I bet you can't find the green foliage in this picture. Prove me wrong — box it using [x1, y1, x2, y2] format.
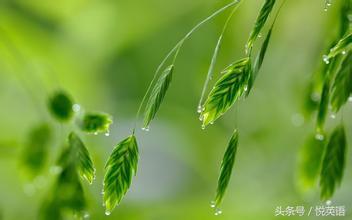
[103, 135, 139, 214]
[339, 0, 352, 36]
[214, 130, 238, 208]
[246, 0, 276, 54]
[320, 125, 347, 201]
[48, 91, 74, 122]
[21, 123, 52, 178]
[298, 134, 326, 189]
[78, 112, 113, 135]
[41, 165, 86, 220]
[323, 32, 352, 62]
[58, 132, 95, 184]
[201, 58, 251, 127]
[330, 52, 352, 112]
[144, 65, 173, 129]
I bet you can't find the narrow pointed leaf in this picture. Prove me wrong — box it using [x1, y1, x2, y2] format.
[246, 0, 276, 54]
[298, 134, 326, 189]
[21, 123, 52, 178]
[214, 130, 239, 208]
[330, 52, 352, 112]
[144, 65, 173, 128]
[325, 32, 352, 61]
[201, 58, 251, 127]
[339, 0, 352, 37]
[320, 125, 347, 201]
[48, 91, 74, 121]
[103, 135, 139, 214]
[68, 132, 95, 184]
[78, 112, 113, 134]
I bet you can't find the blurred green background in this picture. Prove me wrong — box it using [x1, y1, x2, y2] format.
[0, 0, 351, 219]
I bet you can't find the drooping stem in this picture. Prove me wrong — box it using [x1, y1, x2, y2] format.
[132, 0, 241, 133]
[198, 4, 241, 112]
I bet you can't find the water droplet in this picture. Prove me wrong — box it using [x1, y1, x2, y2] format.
[310, 92, 321, 102]
[94, 132, 98, 135]
[142, 126, 150, 132]
[342, 50, 346, 55]
[72, 104, 81, 112]
[315, 133, 324, 141]
[244, 85, 248, 92]
[197, 105, 203, 113]
[326, 200, 332, 206]
[210, 121, 214, 125]
[201, 125, 206, 130]
[105, 211, 111, 216]
[214, 208, 222, 216]
[210, 201, 216, 208]
[258, 33, 262, 38]
[83, 212, 90, 219]
[330, 114, 336, 119]
[323, 55, 330, 64]
[348, 96, 352, 102]
[199, 115, 204, 121]
[105, 132, 110, 136]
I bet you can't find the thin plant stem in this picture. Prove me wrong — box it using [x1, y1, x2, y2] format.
[132, 0, 241, 133]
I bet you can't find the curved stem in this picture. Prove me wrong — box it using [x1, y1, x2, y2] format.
[198, 4, 241, 111]
[132, 0, 241, 133]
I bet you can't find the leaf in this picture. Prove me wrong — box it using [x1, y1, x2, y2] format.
[103, 135, 139, 214]
[201, 58, 251, 127]
[78, 112, 113, 134]
[214, 130, 239, 208]
[339, 0, 352, 37]
[320, 125, 347, 201]
[324, 32, 352, 62]
[316, 57, 339, 133]
[143, 65, 173, 128]
[48, 91, 74, 121]
[21, 123, 52, 178]
[246, 25, 273, 95]
[58, 132, 95, 184]
[68, 132, 95, 184]
[298, 134, 326, 189]
[246, 0, 276, 54]
[330, 52, 352, 113]
[41, 165, 86, 220]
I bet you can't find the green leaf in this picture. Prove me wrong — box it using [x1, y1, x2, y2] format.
[246, 25, 273, 95]
[320, 125, 347, 201]
[58, 132, 95, 184]
[339, 0, 352, 37]
[298, 134, 326, 189]
[41, 165, 86, 220]
[324, 32, 352, 62]
[330, 52, 352, 113]
[103, 135, 139, 214]
[246, 0, 276, 54]
[48, 91, 74, 121]
[214, 130, 239, 208]
[201, 58, 251, 127]
[21, 123, 52, 178]
[68, 132, 95, 184]
[144, 65, 173, 129]
[78, 112, 113, 135]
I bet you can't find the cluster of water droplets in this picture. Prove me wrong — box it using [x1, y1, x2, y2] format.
[324, 0, 332, 11]
[141, 126, 150, 132]
[210, 201, 223, 216]
[315, 133, 325, 141]
[323, 50, 346, 64]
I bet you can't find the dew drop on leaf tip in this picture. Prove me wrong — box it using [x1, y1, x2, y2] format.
[322, 55, 329, 64]
[214, 208, 222, 216]
[105, 211, 111, 216]
[210, 201, 216, 208]
[142, 126, 150, 132]
[315, 133, 324, 141]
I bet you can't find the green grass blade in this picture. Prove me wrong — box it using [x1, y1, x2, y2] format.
[143, 65, 173, 129]
[320, 125, 347, 201]
[103, 135, 139, 215]
[48, 91, 74, 122]
[214, 130, 239, 208]
[68, 132, 96, 184]
[298, 134, 326, 189]
[330, 52, 352, 113]
[201, 58, 251, 127]
[246, 0, 276, 54]
[324, 32, 352, 62]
